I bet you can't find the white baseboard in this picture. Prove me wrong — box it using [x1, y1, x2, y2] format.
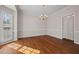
[74, 41, 79, 45]
[0, 39, 17, 45]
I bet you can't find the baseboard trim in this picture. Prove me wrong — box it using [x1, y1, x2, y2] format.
[47, 35, 62, 40]
[63, 38, 74, 42]
[18, 35, 48, 39]
[18, 35, 62, 40]
[74, 41, 79, 45]
[0, 39, 17, 45]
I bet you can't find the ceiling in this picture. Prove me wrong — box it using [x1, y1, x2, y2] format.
[16, 5, 67, 16]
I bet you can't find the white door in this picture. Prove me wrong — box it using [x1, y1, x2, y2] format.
[3, 13, 13, 42]
[62, 15, 74, 41]
[0, 6, 14, 44]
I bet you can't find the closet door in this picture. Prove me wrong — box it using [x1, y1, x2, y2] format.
[62, 14, 74, 41]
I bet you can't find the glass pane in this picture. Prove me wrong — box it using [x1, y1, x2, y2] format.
[0, 11, 12, 25]
[4, 13, 10, 24]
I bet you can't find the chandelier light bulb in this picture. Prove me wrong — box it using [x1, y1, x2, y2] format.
[40, 5, 48, 20]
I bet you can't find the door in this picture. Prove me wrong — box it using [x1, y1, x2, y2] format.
[0, 6, 14, 44]
[3, 12, 13, 42]
[62, 14, 74, 41]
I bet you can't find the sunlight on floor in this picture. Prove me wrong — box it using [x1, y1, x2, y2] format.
[18, 46, 40, 54]
[6, 43, 22, 50]
[5, 42, 40, 54]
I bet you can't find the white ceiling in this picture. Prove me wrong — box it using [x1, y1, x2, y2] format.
[17, 5, 67, 16]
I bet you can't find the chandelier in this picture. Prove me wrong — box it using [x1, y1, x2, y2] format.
[40, 5, 48, 20]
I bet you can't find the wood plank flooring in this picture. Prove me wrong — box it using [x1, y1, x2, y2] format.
[0, 35, 79, 54]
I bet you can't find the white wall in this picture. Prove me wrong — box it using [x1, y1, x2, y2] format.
[47, 12, 62, 39]
[17, 9, 46, 38]
[17, 5, 67, 38]
[47, 5, 79, 44]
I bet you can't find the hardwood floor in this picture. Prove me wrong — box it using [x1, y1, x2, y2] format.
[0, 35, 79, 54]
